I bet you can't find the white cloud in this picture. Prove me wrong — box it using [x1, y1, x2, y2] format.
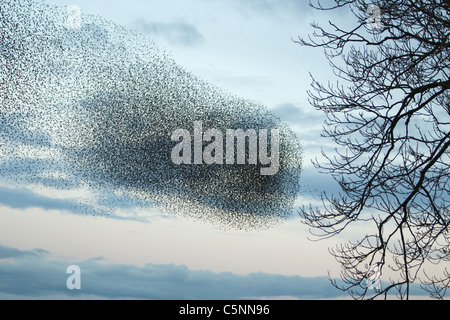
[133, 19, 205, 46]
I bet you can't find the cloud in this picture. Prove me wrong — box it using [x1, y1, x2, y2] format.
[0, 183, 147, 221]
[133, 19, 204, 46]
[241, 0, 311, 14]
[0, 244, 344, 299]
[271, 103, 324, 125]
[0, 245, 47, 259]
[204, 0, 311, 17]
[0, 243, 439, 300]
[0, 186, 73, 211]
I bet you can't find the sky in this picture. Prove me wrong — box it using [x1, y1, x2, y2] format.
[0, 0, 443, 300]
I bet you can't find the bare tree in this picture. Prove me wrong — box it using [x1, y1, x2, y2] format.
[296, 0, 450, 299]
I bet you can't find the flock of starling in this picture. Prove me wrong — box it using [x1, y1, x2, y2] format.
[0, 0, 303, 230]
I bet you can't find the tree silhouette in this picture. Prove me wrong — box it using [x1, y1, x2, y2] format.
[296, 0, 449, 299]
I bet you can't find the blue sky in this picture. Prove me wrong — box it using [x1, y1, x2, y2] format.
[0, 0, 443, 300]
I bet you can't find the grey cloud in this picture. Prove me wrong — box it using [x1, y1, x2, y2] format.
[271, 103, 326, 127]
[0, 244, 435, 300]
[0, 186, 76, 211]
[205, 0, 312, 17]
[295, 166, 342, 212]
[0, 245, 46, 259]
[242, 0, 311, 13]
[0, 244, 344, 299]
[133, 19, 205, 46]
[0, 185, 152, 222]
